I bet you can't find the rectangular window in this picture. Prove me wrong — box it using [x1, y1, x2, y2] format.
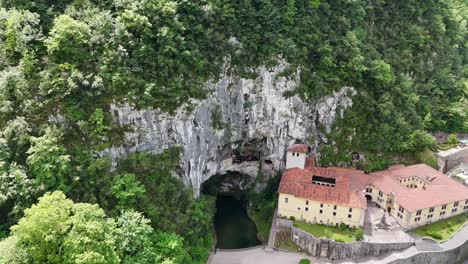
[333, 212, 336, 216]
[285, 197, 288, 203]
[452, 208, 458, 213]
[442, 204, 447, 210]
[398, 213, 402, 219]
[428, 214, 433, 219]
[464, 206, 468, 211]
[440, 211, 446, 216]
[298, 207, 301, 211]
[379, 191, 383, 197]
[334, 205, 337, 210]
[415, 217, 420, 222]
[320, 203, 323, 208]
[429, 207, 434, 213]
[454, 202, 459, 207]
[416, 210, 422, 216]
[348, 214, 352, 219]
[349, 208, 353, 213]
[399, 206, 404, 213]
[465, 200, 468, 205]
[305, 207, 308, 211]
[320, 210, 323, 214]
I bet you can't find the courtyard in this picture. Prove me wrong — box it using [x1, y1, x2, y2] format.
[362, 202, 414, 243]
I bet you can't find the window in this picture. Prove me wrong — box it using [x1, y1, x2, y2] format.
[398, 213, 402, 219]
[442, 204, 447, 210]
[429, 207, 434, 213]
[452, 208, 458, 213]
[416, 210, 422, 216]
[306, 200, 309, 205]
[379, 191, 383, 197]
[298, 207, 301, 211]
[465, 200, 468, 205]
[320, 203, 323, 208]
[415, 217, 421, 222]
[333, 212, 336, 216]
[334, 205, 337, 210]
[349, 208, 353, 213]
[440, 211, 446, 216]
[399, 206, 404, 213]
[348, 214, 352, 219]
[366, 187, 372, 193]
[454, 201, 459, 207]
[464, 206, 468, 211]
[320, 210, 323, 214]
[285, 197, 288, 203]
[428, 214, 433, 219]
[305, 207, 308, 211]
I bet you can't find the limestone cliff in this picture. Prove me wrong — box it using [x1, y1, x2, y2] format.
[103, 61, 356, 195]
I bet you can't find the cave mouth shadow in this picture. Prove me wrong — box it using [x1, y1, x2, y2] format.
[201, 172, 261, 249]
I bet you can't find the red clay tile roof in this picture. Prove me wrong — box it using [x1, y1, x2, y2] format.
[279, 160, 468, 212]
[287, 144, 308, 153]
[278, 166, 368, 208]
[369, 164, 468, 212]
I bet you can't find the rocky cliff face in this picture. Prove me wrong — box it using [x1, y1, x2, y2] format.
[103, 61, 356, 196]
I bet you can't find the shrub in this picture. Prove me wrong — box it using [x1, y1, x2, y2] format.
[447, 134, 458, 145]
[339, 223, 347, 230]
[299, 259, 311, 264]
[289, 216, 296, 221]
[427, 231, 443, 240]
[356, 230, 364, 241]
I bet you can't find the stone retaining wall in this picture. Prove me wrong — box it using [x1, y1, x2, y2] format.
[436, 146, 468, 173]
[278, 219, 413, 260]
[389, 239, 468, 264]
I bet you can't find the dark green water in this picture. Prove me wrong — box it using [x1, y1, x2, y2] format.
[214, 195, 261, 249]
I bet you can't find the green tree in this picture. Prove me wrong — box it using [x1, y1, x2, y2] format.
[402, 130, 436, 153]
[26, 126, 71, 191]
[111, 173, 145, 211]
[44, 15, 91, 64]
[447, 134, 458, 145]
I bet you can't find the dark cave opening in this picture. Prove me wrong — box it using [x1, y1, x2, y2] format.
[201, 172, 260, 249]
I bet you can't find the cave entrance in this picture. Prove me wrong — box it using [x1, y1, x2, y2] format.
[201, 172, 260, 249]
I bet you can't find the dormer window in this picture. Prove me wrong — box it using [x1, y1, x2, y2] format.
[312, 176, 336, 187]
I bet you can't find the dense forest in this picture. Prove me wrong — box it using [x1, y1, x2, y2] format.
[0, 0, 466, 263]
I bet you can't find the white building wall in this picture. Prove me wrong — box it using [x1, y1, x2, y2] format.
[286, 151, 306, 169]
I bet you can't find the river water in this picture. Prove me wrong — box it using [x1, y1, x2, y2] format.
[214, 195, 261, 249]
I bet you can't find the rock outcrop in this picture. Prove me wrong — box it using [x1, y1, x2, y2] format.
[103, 61, 356, 196]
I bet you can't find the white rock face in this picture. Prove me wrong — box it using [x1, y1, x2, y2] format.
[103, 61, 355, 196]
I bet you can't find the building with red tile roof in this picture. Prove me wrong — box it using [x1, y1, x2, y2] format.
[278, 145, 468, 230]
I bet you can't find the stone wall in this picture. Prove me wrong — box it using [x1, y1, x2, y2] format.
[389, 239, 468, 264]
[277, 219, 413, 260]
[436, 146, 468, 173]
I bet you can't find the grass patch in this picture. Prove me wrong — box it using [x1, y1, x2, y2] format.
[293, 221, 363, 243]
[435, 142, 459, 151]
[411, 213, 468, 242]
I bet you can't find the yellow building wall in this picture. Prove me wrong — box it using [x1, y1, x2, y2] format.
[364, 185, 388, 208]
[406, 199, 468, 230]
[277, 193, 365, 228]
